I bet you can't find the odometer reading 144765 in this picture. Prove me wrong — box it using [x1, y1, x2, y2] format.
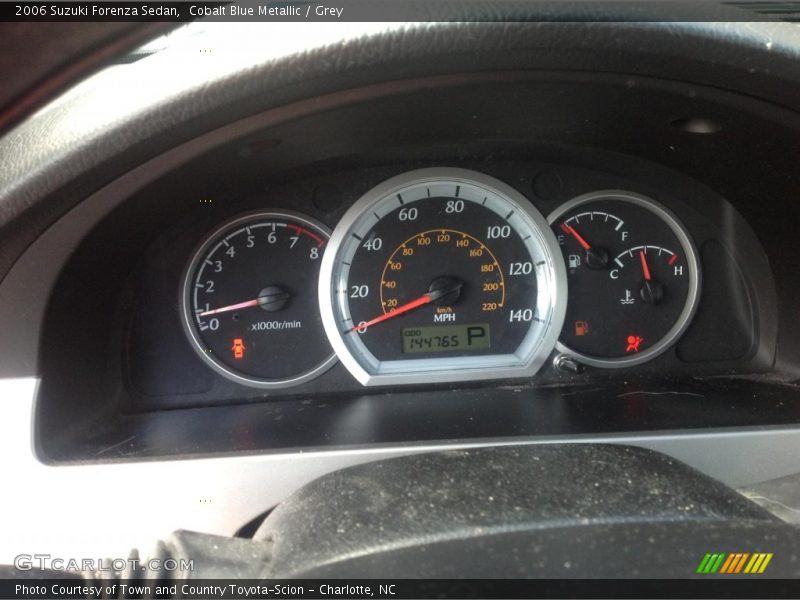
[402, 324, 491, 354]
[319, 168, 567, 386]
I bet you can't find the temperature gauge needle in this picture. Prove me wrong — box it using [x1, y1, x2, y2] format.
[639, 250, 652, 281]
[352, 278, 463, 333]
[638, 250, 664, 305]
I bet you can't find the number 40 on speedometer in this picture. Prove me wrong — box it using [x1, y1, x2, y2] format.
[318, 168, 567, 386]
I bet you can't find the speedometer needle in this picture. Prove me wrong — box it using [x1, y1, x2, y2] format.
[352, 278, 463, 333]
[352, 294, 433, 332]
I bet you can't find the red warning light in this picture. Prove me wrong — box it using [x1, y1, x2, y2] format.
[626, 335, 643, 353]
[232, 338, 246, 359]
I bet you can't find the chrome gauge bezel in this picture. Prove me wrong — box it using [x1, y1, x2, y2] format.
[547, 190, 701, 368]
[319, 167, 567, 386]
[180, 209, 337, 389]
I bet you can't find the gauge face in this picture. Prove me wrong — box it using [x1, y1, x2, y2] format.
[319, 168, 566, 386]
[181, 210, 336, 388]
[548, 191, 700, 367]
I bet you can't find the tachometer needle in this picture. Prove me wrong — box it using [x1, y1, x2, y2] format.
[198, 286, 291, 316]
[199, 299, 260, 316]
[560, 222, 591, 251]
[639, 250, 652, 281]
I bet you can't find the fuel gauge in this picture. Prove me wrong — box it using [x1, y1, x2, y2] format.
[548, 191, 700, 368]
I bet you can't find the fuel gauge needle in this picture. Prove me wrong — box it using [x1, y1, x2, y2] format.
[560, 223, 591, 251]
[560, 222, 609, 269]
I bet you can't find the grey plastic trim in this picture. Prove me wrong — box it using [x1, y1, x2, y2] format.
[2, 376, 800, 563]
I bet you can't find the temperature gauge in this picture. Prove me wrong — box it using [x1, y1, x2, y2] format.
[548, 191, 700, 367]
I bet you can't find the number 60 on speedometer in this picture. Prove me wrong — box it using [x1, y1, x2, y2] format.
[318, 168, 567, 386]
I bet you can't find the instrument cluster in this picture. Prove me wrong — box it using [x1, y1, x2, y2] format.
[180, 167, 703, 390]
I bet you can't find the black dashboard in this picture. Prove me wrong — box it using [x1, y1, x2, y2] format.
[3, 20, 800, 580]
[24, 66, 797, 463]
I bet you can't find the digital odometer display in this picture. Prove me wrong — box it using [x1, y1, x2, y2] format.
[319, 168, 567, 386]
[402, 324, 491, 354]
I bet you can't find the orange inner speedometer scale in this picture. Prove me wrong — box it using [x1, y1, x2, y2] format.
[372, 229, 505, 323]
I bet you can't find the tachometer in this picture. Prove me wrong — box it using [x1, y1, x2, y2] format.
[319, 168, 566, 386]
[181, 210, 336, 388]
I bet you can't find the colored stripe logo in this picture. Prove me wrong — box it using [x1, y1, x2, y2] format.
[696, 553, 773, 574]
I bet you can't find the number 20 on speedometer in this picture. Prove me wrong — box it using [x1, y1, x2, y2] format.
[319, 168, 567, 386]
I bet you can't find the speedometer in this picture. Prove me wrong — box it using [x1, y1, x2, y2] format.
[319, 168, 566, 386]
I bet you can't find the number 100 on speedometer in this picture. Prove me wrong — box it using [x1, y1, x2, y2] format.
[319, 168, 567, 386]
